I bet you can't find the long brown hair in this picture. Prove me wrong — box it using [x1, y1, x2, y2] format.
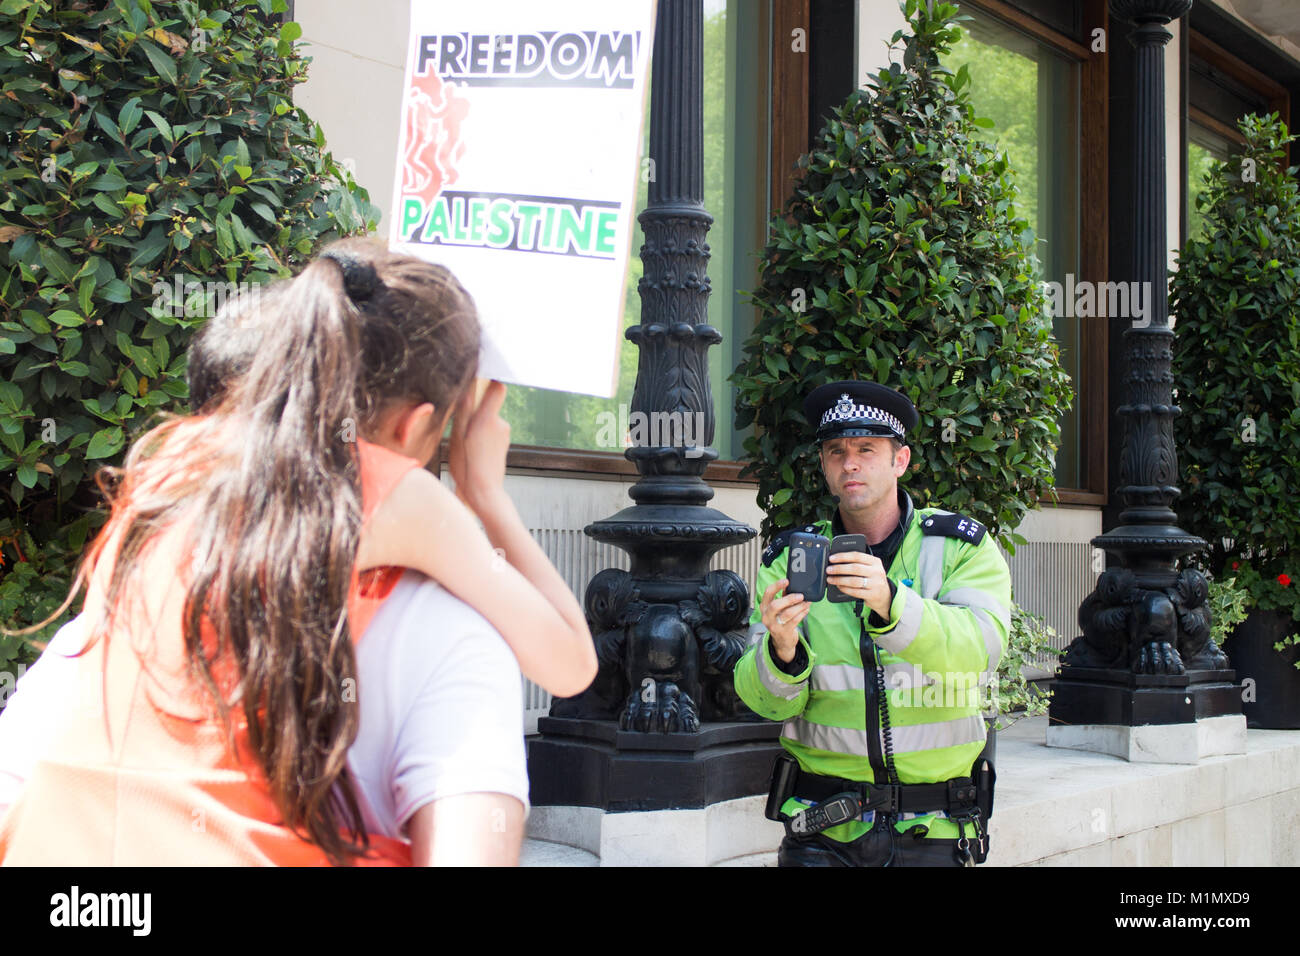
[70, 239, 479, 864]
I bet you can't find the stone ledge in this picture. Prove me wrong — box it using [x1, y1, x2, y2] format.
[1044, 714, 1246, 763]
[521, 717, 1300, 866]
[989, 716, 1300, 866]
[519, 838, 599, 867]
[525, 794, 785, 866]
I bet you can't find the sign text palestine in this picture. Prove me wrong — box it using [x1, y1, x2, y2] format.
[400, 192, 619, 259]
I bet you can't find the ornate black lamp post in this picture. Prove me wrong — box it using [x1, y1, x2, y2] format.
[528, 0, 781, 813]
[1049, 0, 1242, 750]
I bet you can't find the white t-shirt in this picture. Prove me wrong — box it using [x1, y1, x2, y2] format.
[0, 617, 90, 809]
[0, 570, 530, 843]
[348, 570, 530, 838]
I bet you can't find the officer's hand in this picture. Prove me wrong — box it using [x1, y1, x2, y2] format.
[827, 552, 893, 619]
[761, 579, 809, 664]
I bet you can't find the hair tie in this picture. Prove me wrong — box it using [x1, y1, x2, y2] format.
[320, 249, 379, 303]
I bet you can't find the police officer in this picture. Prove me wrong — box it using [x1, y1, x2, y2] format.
[733, 380, 1010, 866]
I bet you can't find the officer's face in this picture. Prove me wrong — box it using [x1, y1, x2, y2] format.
[819, 436, 910, 514]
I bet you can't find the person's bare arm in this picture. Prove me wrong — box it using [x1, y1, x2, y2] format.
[466, 483, 597, 681]
[406, 793, 525, 866]
[444, 382, 595, 693]
[356, 382, 596, 698]
[357, 469, 595, 698]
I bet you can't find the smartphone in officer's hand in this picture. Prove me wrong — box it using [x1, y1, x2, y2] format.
[826, 534, 867, 603]
[786, 532, 829, 603]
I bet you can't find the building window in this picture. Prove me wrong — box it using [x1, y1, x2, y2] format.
[1185, 30, 1289, 245]
[497, 0, 770, 466]
[1186, 121, 1235, 243]
[948, 3, 1083, 490]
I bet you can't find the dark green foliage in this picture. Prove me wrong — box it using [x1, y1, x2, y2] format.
[1171, 113, 1300, 634]
[730, 0, 1071, 547]
[0, 0, 375, 668]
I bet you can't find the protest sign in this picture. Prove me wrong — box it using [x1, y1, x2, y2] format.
[389, 1, 655, 398]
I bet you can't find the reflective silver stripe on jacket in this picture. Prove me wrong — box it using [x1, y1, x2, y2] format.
[890, 714, 987, 754]
[881, 660, 938, 690]
[811, 663, 864, 693]
[938, 586, 1009, 622]
[755, 636, 806, 700]
[938, 586, 1009, 673]
[874, 585, 924, 654]
[782, 716, 870, 755]
[812, 662, 937, 693]
[916, 533, 948, 600]
[782, 713, 985, 756]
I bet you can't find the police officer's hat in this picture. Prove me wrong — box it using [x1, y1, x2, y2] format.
[803, 380, 918, 444]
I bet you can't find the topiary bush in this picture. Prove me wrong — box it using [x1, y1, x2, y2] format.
[1171, 112, 1300, 646]
[0, 0, 376, 677]
[731, 0, 1071, 547]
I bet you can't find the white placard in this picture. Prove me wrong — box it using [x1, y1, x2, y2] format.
[388, 1, 655, 398]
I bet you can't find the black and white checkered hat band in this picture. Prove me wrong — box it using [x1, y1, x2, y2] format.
[820, 402, 903, 436]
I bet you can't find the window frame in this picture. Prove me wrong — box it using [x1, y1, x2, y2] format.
[1182, 28, 1291, 248]
[467, 0, 1109, 507]
[954, 0, 1109, 506]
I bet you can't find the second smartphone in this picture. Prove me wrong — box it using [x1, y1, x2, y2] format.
[785, 532, 869, 604]
[826, 534, 867, 603]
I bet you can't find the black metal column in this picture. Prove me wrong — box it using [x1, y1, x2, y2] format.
[527, 0, 780, 813]
[1051, 0, 1240, 730]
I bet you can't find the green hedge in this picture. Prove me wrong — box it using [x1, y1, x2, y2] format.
[1171, 112, 1300, 641]
[731, 0, 1071, 546]
[0, 0, 375, 676]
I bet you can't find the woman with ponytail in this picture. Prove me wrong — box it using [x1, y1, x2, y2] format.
[0, 239, 595, 865]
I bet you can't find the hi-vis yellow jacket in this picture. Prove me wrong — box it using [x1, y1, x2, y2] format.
[734, 491, 1011, 843]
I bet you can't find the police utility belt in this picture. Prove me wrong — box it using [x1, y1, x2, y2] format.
[764, 752, 986, 838]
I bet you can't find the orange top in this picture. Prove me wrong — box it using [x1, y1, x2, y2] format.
[0, 421, 421, 866]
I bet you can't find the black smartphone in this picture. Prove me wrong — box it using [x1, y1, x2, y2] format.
[826, 534, 868, 603]
[786, 532, 829, 603]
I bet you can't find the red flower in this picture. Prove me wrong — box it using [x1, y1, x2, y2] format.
[1232, 562, 1239, 570]
[1279, 574, 1292, 588]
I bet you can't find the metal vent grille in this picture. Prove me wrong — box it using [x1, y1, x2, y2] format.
[997, 541, 1095, 673]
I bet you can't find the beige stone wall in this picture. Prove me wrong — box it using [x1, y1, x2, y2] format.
[293, 0, 410, 233]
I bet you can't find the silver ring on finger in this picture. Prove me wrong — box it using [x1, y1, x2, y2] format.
[861, 576, 867, 590]
[777, 614, 785, 625]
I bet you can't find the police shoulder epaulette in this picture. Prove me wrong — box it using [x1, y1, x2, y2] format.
[762, 524, 819, 567]
[920, 511, 987, 546]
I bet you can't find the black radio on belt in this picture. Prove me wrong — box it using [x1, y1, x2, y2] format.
[786, 792, 862, 835]
[767, 753, 864, 837]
